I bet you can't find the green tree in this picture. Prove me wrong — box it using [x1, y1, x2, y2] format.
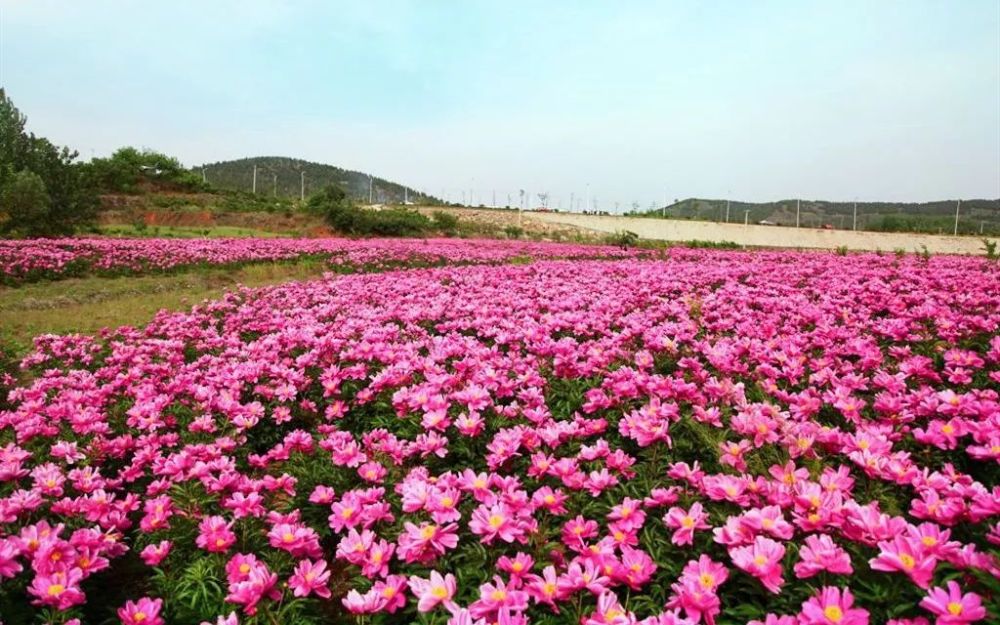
[88, 146, 207, 193]
[0, 89, 98, 236]
[0, 171, 50, 236]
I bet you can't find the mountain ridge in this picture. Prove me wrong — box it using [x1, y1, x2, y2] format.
[196, 156, 441, 205]
[636, 197, 1000, 235]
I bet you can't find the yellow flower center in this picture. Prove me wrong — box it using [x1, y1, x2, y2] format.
[824, 605, 843, 623]
[283, 532, 295, 543]
[421, 525, 437, 540]
[947, 602, 963, 616]
[48, 584, 65, 596]
[488, 514, 504, 529]
[899, 554, 915, 569]
[700, 573, 715, 588]
[942, 424, 954, 435]
[441, 497, 454, 507]
[681, 516, 695, 528]
[134, 613, 147, 622]
[239, 563, 250, 574]
[753, 555, 767, 566]
[491, 590, 507, 601]
[431, 585, 448, 599]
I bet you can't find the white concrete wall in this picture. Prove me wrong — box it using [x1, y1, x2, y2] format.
[531, 213, 990, 255]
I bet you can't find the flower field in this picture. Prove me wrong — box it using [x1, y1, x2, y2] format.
[0, 238, 640, 284]
[1, 248, 998, 625]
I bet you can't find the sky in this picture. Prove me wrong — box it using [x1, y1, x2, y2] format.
[1, 0, 998, 208]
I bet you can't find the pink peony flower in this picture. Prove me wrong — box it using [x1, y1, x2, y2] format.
[919, 581, 987, 625]
[799, 587, 869, 625]
[118, 597, 164, 625]
[289, 558, 332, 599]
[408, 570, 457, 612]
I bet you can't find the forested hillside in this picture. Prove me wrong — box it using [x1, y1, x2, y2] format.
[197, 156, 441, 205]
[633, 198, 1000, 235]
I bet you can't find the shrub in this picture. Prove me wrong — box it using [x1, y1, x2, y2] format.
[504, 226, 524, 239]
[983, 238, 998, 260]
[683, 239, 739, 249]
[431, 210, 459, 233]
[307, 184, 433, 237]
[606, 230, 639, 248]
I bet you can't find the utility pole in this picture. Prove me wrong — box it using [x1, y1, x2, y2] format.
[586, 183, 591, 212]
[300, 171, 305, 201]
[404, 187, 408, 205]
[273, 173, 277, 197]
[796, 198, 801, 228]
[369, 174, 373, 204]
[853, 200, 858, 231]
[725, 197, 731, 223]
[570, 192, 575, 213]
[744, 209, 750, 225]
[954, 199, 961, 236]
[492, 189, 496, 208]
[252, 165, 257, 194]
[202, 168, 207, 183]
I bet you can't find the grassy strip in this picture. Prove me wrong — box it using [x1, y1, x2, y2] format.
[96, 224, 291, 238]
[0, 257, 332, 356]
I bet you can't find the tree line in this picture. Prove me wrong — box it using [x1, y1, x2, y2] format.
[0, 89, 209, 237]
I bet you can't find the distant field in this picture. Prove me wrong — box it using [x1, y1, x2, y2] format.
[530, 212, 996, 254]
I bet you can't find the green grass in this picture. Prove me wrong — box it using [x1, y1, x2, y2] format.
[0, 258, 330, 356]
[96, 224, 289, 238]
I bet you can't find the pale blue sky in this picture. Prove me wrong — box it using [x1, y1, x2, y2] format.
[2, 0, 998, 207]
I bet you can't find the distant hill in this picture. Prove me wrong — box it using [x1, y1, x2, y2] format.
[634, 198, 1000, 235]
[196, 156, 441, 205]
